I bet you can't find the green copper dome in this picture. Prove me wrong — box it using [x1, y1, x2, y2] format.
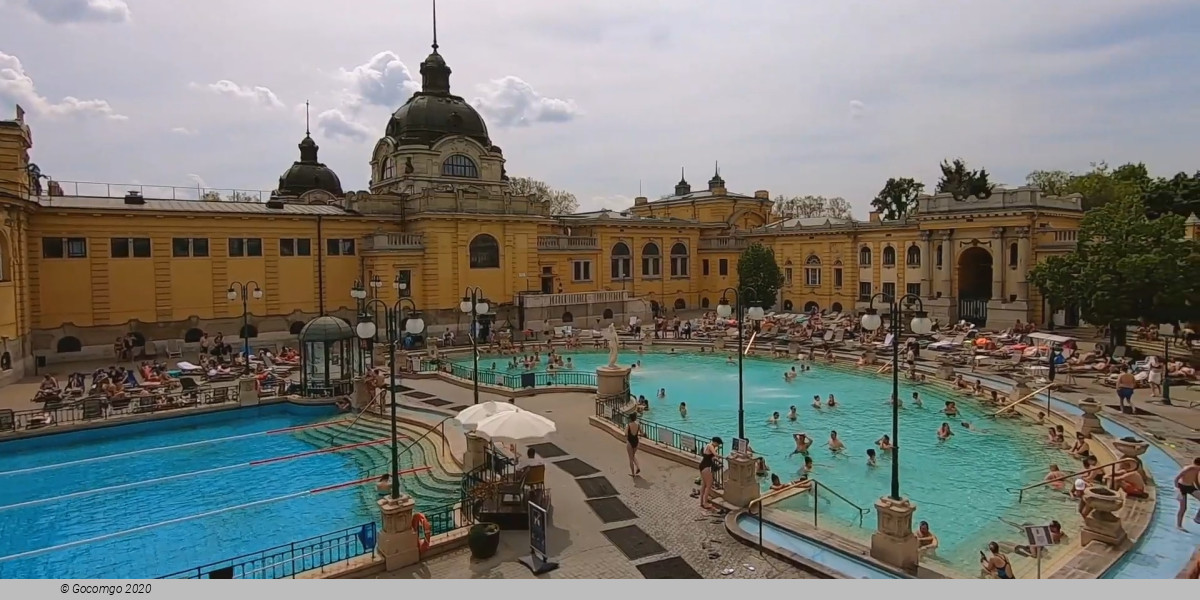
[383, 50, 491, 148]
[276, 135, 344, 197]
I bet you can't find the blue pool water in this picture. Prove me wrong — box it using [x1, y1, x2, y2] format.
[0, 404, 377, 579]
[736, 514, 903, 579]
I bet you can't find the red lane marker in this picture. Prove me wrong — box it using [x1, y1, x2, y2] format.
[267, 420, 350, 435]
[249, 436, 390, 466]
[309, 466, 431, 494]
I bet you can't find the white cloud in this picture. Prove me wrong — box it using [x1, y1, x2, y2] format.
[472, 76, 581, 127]
[170, 127, 197, 135]
[0, 51, 127, 120]
[16, 0, 131, 24]
[337, 51, 421, 111]
[315, 108, 371, 141]
[186, 174, 208, 188]
[848, 100, 866, 121]
[191, 80, 285, 109]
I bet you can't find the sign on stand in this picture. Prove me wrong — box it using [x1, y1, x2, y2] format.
[1023, 524, 1059, 579]
[732, 438, 750, 455]
[519, 501, 558, 575]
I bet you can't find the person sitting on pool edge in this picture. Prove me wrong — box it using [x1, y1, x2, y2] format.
[916, 521, 939, 554]
[1108, 458, 1148, 498]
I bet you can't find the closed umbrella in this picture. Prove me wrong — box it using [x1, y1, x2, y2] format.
[453, 401, 519, 430]
[473, 409, 557, 442]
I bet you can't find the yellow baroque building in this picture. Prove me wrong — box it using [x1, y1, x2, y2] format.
[0, 45, 1085, 382]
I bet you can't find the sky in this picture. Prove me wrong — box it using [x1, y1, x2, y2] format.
[1, 0, 1198, 215]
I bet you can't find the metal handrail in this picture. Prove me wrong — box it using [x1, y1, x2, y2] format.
[988, 384, 1054, 418]
[748, 478, 869, 555]
[1008, 458, 1129, 502]
[359, 414, 455, 478]
[325, 389, 384, 446]
[812, 479, 870, 528]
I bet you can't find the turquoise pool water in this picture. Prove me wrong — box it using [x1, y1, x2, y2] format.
[468, 350, 1085, 574]
[0, 404, 428, 578]
[735, 515, 904, 579]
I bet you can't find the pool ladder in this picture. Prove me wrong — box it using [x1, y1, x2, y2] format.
[748, 478, 871, 554]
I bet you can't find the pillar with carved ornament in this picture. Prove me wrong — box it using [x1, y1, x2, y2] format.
[919, 230, 934, 298]
[991, 226, 1005, 301]
[1015, 226, 1031, 301]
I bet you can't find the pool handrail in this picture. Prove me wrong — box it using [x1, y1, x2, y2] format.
[359, 414, 455, 478]
[987, 383, 1055, 418]
[324, 390, 384, 446]
[748, 478, 871, 555]
[1007, 458, 1131, 502]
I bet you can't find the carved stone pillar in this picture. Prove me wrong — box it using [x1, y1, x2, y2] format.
[937, 231, 953, 297]
[1015, 226, 1031, 301]
[991, 227, 1005, 301]
[1080, 486, 1128, 547]
[378, 495, 421, 570]
[1079, 397, 1105, 437]
[722, 454, 759, 508]
[919, 231, 933, 298]
[870, 497, 920, 573]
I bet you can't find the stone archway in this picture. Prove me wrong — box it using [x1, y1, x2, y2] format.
[957, 246, 992, 325]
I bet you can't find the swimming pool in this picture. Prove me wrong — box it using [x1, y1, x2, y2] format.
[466, 350, 1085, 574]
[0, 403, 451, 578]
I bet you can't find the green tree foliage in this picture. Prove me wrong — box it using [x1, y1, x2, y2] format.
[1028, 194, 1200, 345]
[736, 242, 784, 311]
[936, 159, 994, 201]
[1143, 170, 1200, 219]
[508, 176, 580, 215]
[1024, 170, 1074, 197]
[771, 195, 854, 220]
[870, 177, 925, 220]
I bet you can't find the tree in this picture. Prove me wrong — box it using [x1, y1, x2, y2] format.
[1024, 170, 1073, 196]
[508, 176, 579, 215]
[771, 195, 854, 220]
[936, 159, 993, 201]
[1028, 194, 1200, 346]
[1143, 170, 1200, 218]
[200, 190, 265, 202]
[736, 242, 784, 311]
[870, 177, 925, 220]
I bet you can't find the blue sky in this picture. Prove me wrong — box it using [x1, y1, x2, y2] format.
[1, 0, 1198, 214]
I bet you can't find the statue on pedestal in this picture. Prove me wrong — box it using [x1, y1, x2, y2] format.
[601, 323, 620, 368]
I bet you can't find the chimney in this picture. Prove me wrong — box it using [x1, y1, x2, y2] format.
[266, 197, 286, 209]
[124, 191, 145, 205]
[634, 196, 648, 206]
[869, 211, 881, 223]
[754, 190, 769, 199]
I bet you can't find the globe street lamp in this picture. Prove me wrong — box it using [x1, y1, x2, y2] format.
[460, 288, 490, 405]
[351, 280, 368, 370]
[716, 288, 765, 439]
[860, 293, 933, 501]
[356, 293, 424, 500]
[226, 281, 264, 358]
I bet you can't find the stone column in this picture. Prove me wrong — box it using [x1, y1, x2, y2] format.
[937, 361, 956, 381]
[870, 497, 920, 573]
[722, 454, 759, 508]
[596, 366, 632, 398]
[991, 227, 1006, 301]
[1010, 377, 1032, 404]
[1079, 397, 1105, 437]
[1015, 227, 1031, 301]
[352, 377, 371, 411]
[237, 376, 259, 407]
[862, 348, 877, 366]
[919, 231, 933, 298]
[1112, 438, 1150, 483]
[464, 431, 489, 473]
[378, 495, 421, 570]
[1080, 486, 1128, 547]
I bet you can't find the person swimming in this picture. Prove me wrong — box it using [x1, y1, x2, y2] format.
[943, 401, 959, 417]
[679, 402, 688, 418]
[888, 393, 903, 408]
[784, 367, 798, 382]
[937, 422, 954, 441]
[916, 521, 939, 553]
[767, 411, 780, 425]
[657, 388, 666, 399]
[876, 434, 893, 452]
[911, 391, 922, 408]
[827, 394, 837, 407]
[827, 430, 845, 452]
[791, 432, 812, 455]
[726, 354, 736, 365]
[1044, 463, 1069, 491]
[812, 395, 822, 409]
[960, 421, 987, 434]
[787, 405, 798, 421]
[801, 455, 814, 474]
[866, 448, 877, 467]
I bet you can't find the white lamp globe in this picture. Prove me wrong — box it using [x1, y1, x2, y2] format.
[226, 288, 237, 301]
[252, 288, 264, 299]
[406, 315, 426, 335]
[910, 311, 933, 335]
[861, 309, 883, 331]
[459, 297, 472, 313]
[716, 299, 733, 319]
[476, 300, 490, 315]
[356, 320, 378, 340]
[746, 305, 765, 321]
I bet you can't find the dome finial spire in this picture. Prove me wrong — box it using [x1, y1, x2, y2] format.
[432, 0, 439, 53]
[305, 100, 310, 136]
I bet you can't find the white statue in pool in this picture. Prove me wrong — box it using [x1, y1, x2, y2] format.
[601, 323, 621, 368]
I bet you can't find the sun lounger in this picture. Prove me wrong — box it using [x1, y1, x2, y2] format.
[176, 361, 203, 374]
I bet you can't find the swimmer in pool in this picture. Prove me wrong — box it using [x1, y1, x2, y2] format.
[827, 394, 837, 407]
[960, 421, 987, 434]
[866, 448, 877, 467]
[888, 394, 903, 408]
[827, 430, 845, 453]
[801, 455, 814, 475]
[943, 401, 959, 417]
[791, 432, 812, 455]
[679, 402, 687, 418]
[937, 422, 954, 441]
[911, 391, 923, 408]
[727, 354, 736, 365]
[812, 395, 822, 409]
[787, 405, 798, 421]
[876, 434, 893, 452]
[767, 411, 780, 425]
[784, 367, 797, 382]
[376, 474, 391, 496]
[657, 388, 666, 399]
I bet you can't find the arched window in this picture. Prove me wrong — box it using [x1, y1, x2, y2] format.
[804, 301, 820, 313]
[831, 302, 843, 313]
[611, 242, 631, 280]
[240, 324, 258, 339]
[783, 299, 794, 311]
[673, 298, 686, 310]
[561, 311, 574, 323]
[602, 308, 614, 319]
[56, 336, 82, 353]
[804, 254, 822, 286]
[289, 321, 306, 335]
[1009, 242, 1019, 268]
[382, 157, 396, 180]
[701, 297, 710, 308]
[441, 154, 479, 178]
[882, 246, 896, 267]
[641, 242, 661, 278]
[670, 243, 689, 277]
[128, 332, 146, 347]
[184, 328, 204, 343]
[906, 245, 921, 267]
[0, 231, 10, 282]
[936, 243, 944, 268]
[469, 234, 500, 269]
[859, 246, 872, 266]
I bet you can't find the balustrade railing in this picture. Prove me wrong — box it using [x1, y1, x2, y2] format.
[537, 235, 599, 251]
[159, 523, 376, 579]
[0, 386, 241, 435]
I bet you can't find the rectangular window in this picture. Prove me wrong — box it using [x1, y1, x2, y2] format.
[882, 282, 896, 299]
[42, 237, 88, 259]
[858, 281, 872, 301]
[572, 260, 592, 282]
[642, 255, 661, 278]
[671, 256, 689, 277]
[327, 238, 356, 256]
[805, 267, 821, 287]
[935, 244, 943, 268]
[906, 283, 922, 297]
[834, 268, 843, 288]
[110, 237, 151, 258]
[228, 238, 263, 257]
[279, 238, 311, 257]
[611, 257, 631, 280]
[396, 270, 413, 297]
[784, 267, 793, 285]
[718, 259, 728, 276]
[702, 259, 710, 276]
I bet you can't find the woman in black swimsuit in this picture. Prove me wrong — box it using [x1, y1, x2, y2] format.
[625, 413, 642, 477]
[699, 436, 722, 511]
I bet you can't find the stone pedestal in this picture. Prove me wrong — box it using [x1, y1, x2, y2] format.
[464, 431, 488, 473]
[870, 497, 920, 573]
[722, 454, 758, 508]
[788, 342, 800, 357]
[1080, 486, 1128, 547]
[715, 335, 726, 351]
[1112, 438, 1150, 483]
[352, 377, 371, 410]
[596, 366, 632, 398]
[378, 494, 421, 570]
[1079, 397, 1105, 437]
[237, 376, 259, 407]
[936, 361, 956, 381]
[862, 349, 876, 366]
[1010, 378, 1032, 404]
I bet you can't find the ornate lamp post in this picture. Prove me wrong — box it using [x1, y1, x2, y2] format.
[460, 287, 490, 405]
[226, 281, 263, 358]
[716, 288, 765, 439]
[859, 293, 933, 500]
[351, 280, 368, 370]
[356, 288, 424, 500]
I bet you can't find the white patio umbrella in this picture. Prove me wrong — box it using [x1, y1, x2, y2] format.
[473, 409, 557, 442]
[452, 401, 520, 430]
